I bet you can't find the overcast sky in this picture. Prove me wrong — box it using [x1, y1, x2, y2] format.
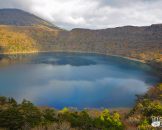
[0, 0, 162, 29]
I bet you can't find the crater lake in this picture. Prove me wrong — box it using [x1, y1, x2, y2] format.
[0, 52, 159, 109]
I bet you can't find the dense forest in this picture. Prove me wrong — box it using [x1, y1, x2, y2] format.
[0, 83, 161, 130]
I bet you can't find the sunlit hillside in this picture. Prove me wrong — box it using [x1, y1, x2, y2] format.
[0, 25, 38, 53]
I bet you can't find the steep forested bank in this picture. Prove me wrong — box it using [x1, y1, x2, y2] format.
[0, 24, 161, 63]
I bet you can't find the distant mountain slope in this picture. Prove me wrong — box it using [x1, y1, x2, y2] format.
[0, 9, 58, 29]
[67, 24, 162, 59]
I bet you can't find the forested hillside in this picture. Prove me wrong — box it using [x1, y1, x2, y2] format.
[0, 25, 38, 53]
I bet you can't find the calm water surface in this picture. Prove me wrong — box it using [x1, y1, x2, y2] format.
[0, 53, 159, 109]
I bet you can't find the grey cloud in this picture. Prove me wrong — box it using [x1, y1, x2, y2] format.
[100, 0, 160, 7]
[0, 0, 30, 10]
[0, 0, 162, 29]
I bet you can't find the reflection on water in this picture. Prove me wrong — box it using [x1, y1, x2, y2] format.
[0, 53, 159, 109]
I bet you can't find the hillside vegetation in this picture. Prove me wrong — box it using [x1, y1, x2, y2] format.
[0, 25, 38, 53]
[0, 97, 124, 130]
[126, 83, 162, 130]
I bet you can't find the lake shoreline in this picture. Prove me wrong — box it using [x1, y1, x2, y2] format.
[2, 50, 162, 79]
[0, 50, 145, 63]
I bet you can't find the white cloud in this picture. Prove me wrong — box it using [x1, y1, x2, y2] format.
[0, 0, 162, 29]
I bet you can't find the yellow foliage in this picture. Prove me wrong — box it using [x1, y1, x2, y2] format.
[59, 107, 69, 113]
[0, 26, 38, 53]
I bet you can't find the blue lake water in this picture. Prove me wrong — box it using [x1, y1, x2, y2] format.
[0, 53, 159, 109]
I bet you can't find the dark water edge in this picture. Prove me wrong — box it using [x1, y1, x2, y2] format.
[0, 52, 160, 109]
